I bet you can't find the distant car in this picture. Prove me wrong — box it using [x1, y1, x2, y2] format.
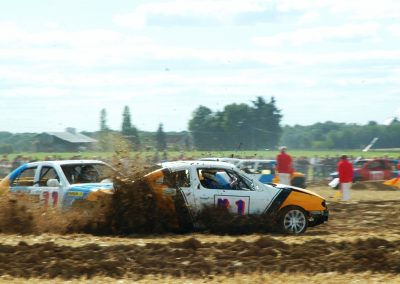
[199, 157, 241, 166]
[235, 159, 306, 188]
[0, 160, 114, 208]
[153, 161, 327, 234]
[330, 158, 399, 182]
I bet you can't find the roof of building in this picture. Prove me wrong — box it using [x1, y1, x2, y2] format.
[44, 132, 97, 143]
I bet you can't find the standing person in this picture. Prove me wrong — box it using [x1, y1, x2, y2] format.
[337, 155, 354, 202]
[276, 146, 293, 185]
[397, 159, 400, 176]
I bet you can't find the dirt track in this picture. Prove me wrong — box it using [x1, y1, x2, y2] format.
[1, 186, 400, 282]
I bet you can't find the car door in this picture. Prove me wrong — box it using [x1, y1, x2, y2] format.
[173, 168, 197, 214]
[9, 166, 38, 195]
[34, 165, 63, 208]
[382, 160, 393, 180]
[193, 167, 268, 215]
[366, 160, 385, 180]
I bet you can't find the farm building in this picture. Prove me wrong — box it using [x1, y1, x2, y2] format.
[166, 132, 193, 150]
[35, 128, 97, 152]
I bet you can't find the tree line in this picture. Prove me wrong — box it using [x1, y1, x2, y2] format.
[98, 106, 167, 151]
[280, 120, 400, 150]
[1, 98, 399, 153]
[188, 97, 282, 150]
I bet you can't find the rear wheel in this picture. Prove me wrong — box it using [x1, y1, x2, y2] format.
[278, 206, 308, 234]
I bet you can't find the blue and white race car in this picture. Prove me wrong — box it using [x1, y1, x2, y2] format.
[0, 160, 114, 208]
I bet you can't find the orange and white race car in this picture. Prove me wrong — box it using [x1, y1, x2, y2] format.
[147, 160, 328, 234]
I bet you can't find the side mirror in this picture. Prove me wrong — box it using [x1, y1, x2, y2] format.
[47, 179, 60, 187]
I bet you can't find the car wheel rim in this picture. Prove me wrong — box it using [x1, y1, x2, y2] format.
[283, 209, 306, 233]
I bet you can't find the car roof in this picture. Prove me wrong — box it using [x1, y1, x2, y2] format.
[200, 157, 240, 162]
[23, 160, 106, 167]
[161, 160, 238, 171]
[237, 159, 276, 163]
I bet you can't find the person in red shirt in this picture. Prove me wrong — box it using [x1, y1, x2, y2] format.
[337, 155, 354, 201]
[397, 160, 400, 176]
[276, 146, 293, 185]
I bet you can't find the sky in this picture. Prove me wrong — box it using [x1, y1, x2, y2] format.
[0, 0, 400, 133]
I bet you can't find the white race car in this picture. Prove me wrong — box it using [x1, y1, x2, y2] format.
[149, 161, 328, 234]
[0, 160, 113, 208]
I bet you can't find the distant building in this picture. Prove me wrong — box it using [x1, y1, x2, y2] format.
[35, 128, 97, 152]
[166, 132, 193, 150]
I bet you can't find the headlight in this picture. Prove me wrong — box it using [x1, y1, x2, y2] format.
[321, 201, 326, 208]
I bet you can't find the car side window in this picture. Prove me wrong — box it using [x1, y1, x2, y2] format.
[198, 168, 252, 191]
[198, 169, 228, 189]
[11, 167, 37, 187]
[257, 162, 274, 174]
[226, 170, 252, 191]
[368, 161, 382, 170]
[39, 167, 60, 186]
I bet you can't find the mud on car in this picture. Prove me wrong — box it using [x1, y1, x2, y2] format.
[146, 161, 328, 234]
[0, 160, 114, 208]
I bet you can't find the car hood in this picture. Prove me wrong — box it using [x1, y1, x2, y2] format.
[275, 183, 325, 200]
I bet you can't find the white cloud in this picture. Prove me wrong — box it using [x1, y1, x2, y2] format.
[253, 22, 381, 47]
[298, 11, 320, 24]
[388, 24, 400, 37]
[277, 0, 400, 20]
[113, 0, 272, 28]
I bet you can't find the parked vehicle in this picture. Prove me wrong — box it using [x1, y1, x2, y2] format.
[330, 158, 399, 182]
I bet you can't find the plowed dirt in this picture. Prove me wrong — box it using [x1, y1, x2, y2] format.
[1, 185, 400, 283]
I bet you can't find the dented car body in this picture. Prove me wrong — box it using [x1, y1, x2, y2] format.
[146, 161, 328, 234]
[0, 160, 114, 208]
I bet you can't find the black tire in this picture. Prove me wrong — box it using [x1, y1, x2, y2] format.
[278, 206, 308, 235]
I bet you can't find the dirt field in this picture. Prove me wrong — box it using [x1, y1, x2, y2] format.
[1, 185, 400, 283]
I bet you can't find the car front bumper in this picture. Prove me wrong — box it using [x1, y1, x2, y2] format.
[308, 210, 329, 227]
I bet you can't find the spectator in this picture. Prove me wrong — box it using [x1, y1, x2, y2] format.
[276, 146, 293, 185]
[397, 160, 400, 176]
[337, 154, 354, 202]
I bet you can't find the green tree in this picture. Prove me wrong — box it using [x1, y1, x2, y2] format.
[121, 106, 140, 149]
[188, 97, 283, 150]
[251, 96, 282, 149]
[156, 123, 167, 151]
[188, 106, 213, 150]
[100, 108, 109, 132]
[0, 144, 13, 154]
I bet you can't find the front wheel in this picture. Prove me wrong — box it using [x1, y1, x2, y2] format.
[278, 206, 308, 234]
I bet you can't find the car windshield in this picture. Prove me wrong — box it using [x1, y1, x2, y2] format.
[61, 163, 114, 184]
[353, 160, 368, 168]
